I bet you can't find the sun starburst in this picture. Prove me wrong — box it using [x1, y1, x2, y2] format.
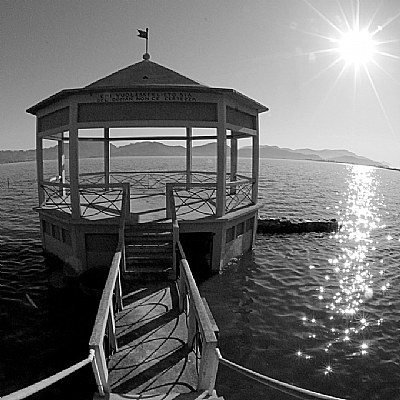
[301, 0, 400, 134]
[336, 28, 377, 67]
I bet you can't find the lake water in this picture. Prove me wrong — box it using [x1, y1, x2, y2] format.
[1, 157, 400, 399]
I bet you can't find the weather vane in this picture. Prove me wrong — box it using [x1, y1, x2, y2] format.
[137, 28, 149, 59]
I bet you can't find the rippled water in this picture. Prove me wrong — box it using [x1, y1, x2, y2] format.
[1, 158, 400, 399]
[202, 160, 400, 399]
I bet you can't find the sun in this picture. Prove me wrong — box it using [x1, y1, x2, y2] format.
[337, 29, 376, 67]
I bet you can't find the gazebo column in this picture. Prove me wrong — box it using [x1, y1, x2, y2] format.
[57, 134, 65, 196]
[185, 127, 192, 185]
[104, 127, 110, 190]
[216, 101, 227, 217]
[230, 133, 238, 194]
[69, 105, 81, 219]
[36, 131, 44, 206]
[251, 119, 259, 204]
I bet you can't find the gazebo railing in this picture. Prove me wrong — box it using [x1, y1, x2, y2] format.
[166, 178, 254, 218]
[39, 171, 253, 219]
[77, 170, 220, 189]
[39, 181, 130, 219]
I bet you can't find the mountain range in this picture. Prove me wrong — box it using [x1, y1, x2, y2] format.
[0, 141, 387, 168]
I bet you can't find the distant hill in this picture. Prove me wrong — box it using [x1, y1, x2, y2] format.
[111, 141, 184, 157]
[239, 145, 385, 168]
[238, 145, 322, 161]
[0, 141, 385, 168]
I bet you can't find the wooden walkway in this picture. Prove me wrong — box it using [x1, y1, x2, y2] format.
[101, 281, 222, 400]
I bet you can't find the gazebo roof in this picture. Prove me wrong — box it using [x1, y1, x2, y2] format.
[27, 56, 268, 114]
[86, 59, 206, 88]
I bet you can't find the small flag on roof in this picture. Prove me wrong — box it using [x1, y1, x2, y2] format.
[137, 29, 148, 39]
[137, 28, 149, 58]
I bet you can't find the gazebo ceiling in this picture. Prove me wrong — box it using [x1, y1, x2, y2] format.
[86, 59, 206, 88]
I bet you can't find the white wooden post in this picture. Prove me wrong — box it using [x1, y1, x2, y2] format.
[36, 132, 45, 206]
[216, 100, 227, 217]
[90, 345, 110, 394]
[178, 262, 186, 313]
[104, 127, 110, 190]
[252, 115, 259, 204]
[230, 134, 238, 195]
[69, 103, 80, 219]
[115, 269, 123, 312]
[187, 295, 196, 348]
[90, 349, 105, 396]
[186, 127, 192, 186]
[58, 135, 65, 196]
[198, 341, 219, 394]
[107, 305, 117, 354]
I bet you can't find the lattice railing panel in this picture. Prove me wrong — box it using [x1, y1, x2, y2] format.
[80, 187, 124, 218]
[173, 186, 217, 217]
[225, 180, 254, 213]
[41, 184, 72, 214]
[110, 171, 187, 191]
[79, 174, 105, 185]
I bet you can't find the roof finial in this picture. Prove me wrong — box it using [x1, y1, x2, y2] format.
[137, 28, 150, 60]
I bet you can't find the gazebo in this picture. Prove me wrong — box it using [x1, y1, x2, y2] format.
[27, 53, 268, 277]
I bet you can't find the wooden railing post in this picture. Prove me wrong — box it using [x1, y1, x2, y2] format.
[90, 345, 109, 395]
[90, 349, 105, 397]
[115, 269, 123, 312]
[198, 341, 219, 394]
[107, 305, 117, 354]
[178, 262, 186, 313]
[187, 295, 196, 348]
[166, 183, 173, 219]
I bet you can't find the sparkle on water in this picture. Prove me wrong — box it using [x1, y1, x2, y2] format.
[303, 165, 391, 377]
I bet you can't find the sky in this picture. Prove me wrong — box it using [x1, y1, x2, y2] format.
[2, 0, 400, 166]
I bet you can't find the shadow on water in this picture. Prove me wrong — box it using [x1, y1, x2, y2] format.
[0, 247, 106, 399]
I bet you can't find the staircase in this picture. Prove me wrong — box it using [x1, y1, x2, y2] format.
[123, 222, 175, 280]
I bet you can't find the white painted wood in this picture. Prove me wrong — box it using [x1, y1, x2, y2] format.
[186, 127, 192, 185]
[216, 100, 227, 217]
[68, 103, 80, 219]
[198, 341, 219, 394]
[36, 132, 44, 206]
[104, 127, 110, 190]
[252, 115, 260, 204]
[57, 137, 65, 196]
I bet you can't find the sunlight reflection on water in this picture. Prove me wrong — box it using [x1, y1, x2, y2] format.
[328, 165, 383, 317]
[202, 161, 400, 400]
[299, 164, 395, 387]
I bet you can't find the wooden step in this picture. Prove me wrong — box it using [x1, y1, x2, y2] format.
[125, 222, 172, 233]
[125, 232, 173, 240]
[125, 243, 173, 254]
[122, 268, 172, 281]
[122, 221, 174, 280]
[125, 259, 173, 268]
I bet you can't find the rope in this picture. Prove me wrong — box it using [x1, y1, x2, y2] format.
[1, 351, 94, 400]
[216, 349, 347, 400]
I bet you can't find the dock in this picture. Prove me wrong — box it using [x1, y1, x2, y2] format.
[102, 281, 221, 399]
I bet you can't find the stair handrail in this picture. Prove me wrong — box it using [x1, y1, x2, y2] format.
[88, 183, 129, 396]
[175, 244, 219, 395]
[216, 349, 347, 400]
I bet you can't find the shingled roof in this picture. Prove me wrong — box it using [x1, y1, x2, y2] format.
[85, 59, 206, 88]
